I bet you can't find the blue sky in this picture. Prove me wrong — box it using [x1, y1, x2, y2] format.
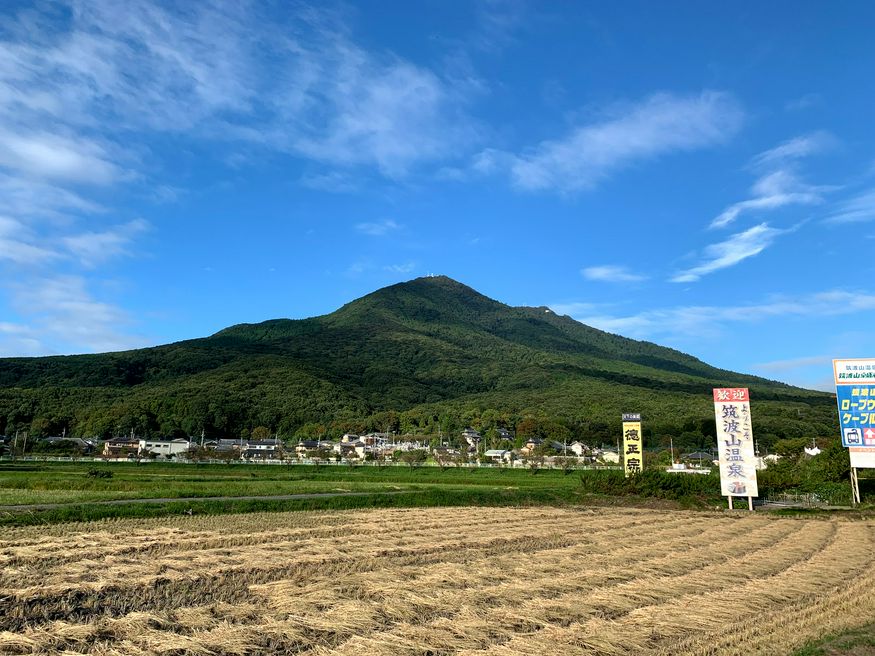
[1, 1, 874, 391]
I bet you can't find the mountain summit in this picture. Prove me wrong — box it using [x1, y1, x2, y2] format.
[0, 276, 834, 440]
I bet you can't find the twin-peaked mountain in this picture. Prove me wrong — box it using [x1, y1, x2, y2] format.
[0, 276, 835, 440]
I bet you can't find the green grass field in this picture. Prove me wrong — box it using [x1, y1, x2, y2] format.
[0, 461, 587, 526]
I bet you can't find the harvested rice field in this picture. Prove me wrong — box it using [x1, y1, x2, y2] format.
[1, 506, 873, 655]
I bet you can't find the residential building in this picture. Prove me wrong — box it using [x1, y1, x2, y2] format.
[138, 438, 191, 458]
[102, 436, 140, 458]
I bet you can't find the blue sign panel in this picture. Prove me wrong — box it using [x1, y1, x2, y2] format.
[836, 384, 875, 447]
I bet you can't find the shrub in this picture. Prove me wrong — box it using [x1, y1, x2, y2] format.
[86, 468, 113, 479]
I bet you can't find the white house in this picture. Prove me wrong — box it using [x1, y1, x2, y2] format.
[138, 438, 191, 458]
[484, 449, 512, 463]
[569, 441, 591, 457]
[596, 449, 620, 464]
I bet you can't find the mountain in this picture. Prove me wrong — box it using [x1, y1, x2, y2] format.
[0, 276, 836, 446]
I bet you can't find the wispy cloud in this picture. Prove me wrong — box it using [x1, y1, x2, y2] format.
[671, 223, 785, 283]
[0, 216, 61, 265]
[553, 289, 875, 340]
[582, 265, 646, 283]
[825, 188, 875, 224]
[504, 91, 742, 193]
[472, 0, 528, 53]
[749, 131, 834, 169]
[62, 219, 150, 267]
[4, 275, 149, 354]
[356, 219, 400, 236]
[0, 1, 485, 354]
[1, 2, 480, 180]
[384, 261, 416, 274]
[710, 133, 833, 229]
[0, 129, 125, 185]
[299, 171, 360, 193]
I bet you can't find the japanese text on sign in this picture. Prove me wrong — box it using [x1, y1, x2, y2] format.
[834, 359, 875, 386]
[713, 388, 758, 497]
[836, 384, 875, 446]
[622, 416, 643, 478]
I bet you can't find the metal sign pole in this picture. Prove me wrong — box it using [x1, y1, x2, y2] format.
[747, 495, 753, 512]
[728, 496, 733, 510]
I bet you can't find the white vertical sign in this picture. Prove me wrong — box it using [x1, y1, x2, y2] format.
[713, 388, 758, 498]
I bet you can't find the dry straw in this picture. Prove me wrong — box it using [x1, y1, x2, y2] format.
[0, 507, 872, 655]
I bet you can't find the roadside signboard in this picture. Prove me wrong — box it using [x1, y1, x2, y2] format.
[833, 359, 875, 504]
[833, 360, 875, 449]
[622, 413, 642, 477]
[713, 388, 758, 499]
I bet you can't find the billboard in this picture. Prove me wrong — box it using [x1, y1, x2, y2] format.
[713, 388, 758, 497]
[622, 413, 642, 477]
[833, 360, 875, 457]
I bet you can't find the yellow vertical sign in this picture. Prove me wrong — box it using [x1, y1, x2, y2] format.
[622, 413, 643, 477]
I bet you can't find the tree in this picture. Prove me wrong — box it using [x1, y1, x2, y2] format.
[251, 426, 272, 440]
[400, 449, 427, 468]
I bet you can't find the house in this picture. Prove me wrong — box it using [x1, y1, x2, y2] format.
[595, 448, 620, 464]
[461, 428, 481, 451]
[295, 440, 321, 456]
[334, 440, 367, 459]
[102, 436, 140, 458]
[681, 451, 716, 466]
[43, 436, 95, 454]
[496, 428, 513, 441]
[519, 438, 543, 456]
[569, 441, 591, 457]
[204, 438, 242, 454]
[483, 449, 512, 463]
[138, 438, 191, 458]
[241, 439, 283, 459]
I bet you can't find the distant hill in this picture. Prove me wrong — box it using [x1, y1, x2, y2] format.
[0, 276, 836, 446]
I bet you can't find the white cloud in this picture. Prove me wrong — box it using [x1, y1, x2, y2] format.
[0, 173, 103, 220]
[506, 91, 742, 193]
[356, 219, 400, 236]
[62, 219, 150, 267]
[299, 171, 360, 193]
[710, 170, 827, 229]
[582, 265, 646, 283]
[0, 321, 46, 356]
[0, 2, 479, 181]
[4, 275, 148, 354]
[825, 188, 875, 224]
[554, 290, 875, 340]
[384, 261, 416, 274]
[671, 223, 785, 283]
[749, 132, 834, 170]
[0, 216, 61, 265]
[709, 134, 834, 229]
[0, 129, 123, 185]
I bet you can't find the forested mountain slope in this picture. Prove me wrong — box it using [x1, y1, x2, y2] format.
[0, 276, 836, 444]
